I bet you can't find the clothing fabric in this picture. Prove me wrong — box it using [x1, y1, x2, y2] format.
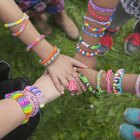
[121, 0, 140, 20]
[17, 0, 64, 16]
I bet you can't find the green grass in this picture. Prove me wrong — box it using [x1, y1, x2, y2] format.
[0, 0, 140, 140]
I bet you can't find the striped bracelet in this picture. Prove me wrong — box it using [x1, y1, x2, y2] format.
[135, 74, 140, 97]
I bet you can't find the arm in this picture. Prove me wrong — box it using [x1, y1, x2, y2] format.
[0, 73, 61, 139]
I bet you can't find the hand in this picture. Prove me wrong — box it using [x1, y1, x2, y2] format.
[119, 108, 140, 140]
[47, 54, 87, 94]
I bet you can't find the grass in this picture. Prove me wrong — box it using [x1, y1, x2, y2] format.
[0, 0, 140, 140]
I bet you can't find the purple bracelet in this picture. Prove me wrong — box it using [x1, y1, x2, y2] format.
[135, 75, 140, 97]
[89, 0, 116, 13]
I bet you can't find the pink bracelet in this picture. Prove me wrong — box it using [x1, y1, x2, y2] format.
[88, 3, 111, 21]
[26, 34, 45, 51]
[23, 90, 40, 117]
[12, 16, 29, 37]
[106, 69, 113, 93]
[135, 75, 140, 97]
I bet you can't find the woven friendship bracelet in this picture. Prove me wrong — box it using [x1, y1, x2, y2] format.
[113, 69, 125, 95]
[135, 74, 140, 97]
[88, 3, 111, 21]
[4, 13, 28, 28]
[106, 69, 113, 93]
[82, 25, 105, 38]
[89, 0, 116, 13]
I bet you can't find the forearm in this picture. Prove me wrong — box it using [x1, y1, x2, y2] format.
[0, 74, 61, 139]
[0, 0, 53, 60]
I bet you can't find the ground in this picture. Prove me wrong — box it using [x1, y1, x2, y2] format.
[0, 0, 140, 140]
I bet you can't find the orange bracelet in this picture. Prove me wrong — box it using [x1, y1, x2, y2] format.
[40, 47, 58, 65]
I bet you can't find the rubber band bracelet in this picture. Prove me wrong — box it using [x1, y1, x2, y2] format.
[135, 74, 140, 97]
[113, 69, 125, 95]
[4, 13, 28, 28]
[96, 70, 105, 97]
[79, 36, 100, 50]
[5, 91, 32, 124]
[89, 0, 116, 13]
[26, 34, 45, 51]
[79, 73, 96, 95]
[106, 69, 113, 93]
[82, 25, 105, 38]
[84, 21, 107, 32]
[88, 3, 111, 21]
[12, 16, 29, 37]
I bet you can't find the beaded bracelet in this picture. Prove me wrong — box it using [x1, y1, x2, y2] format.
[12, 16, 29, 37]
[5, 91, 32, 124]
[96, 70, 105, 97]
[88, 3, 111, 21]
[4, 13, 28, 28]
[26, 34, 45, 51]
[23, 90, 40, 116]
[79, 36, 100, 50]
[79, 74, 96, 94]
[135, 74, 140, 97]
[113, 69, 125, 95]
[82, 25, 105, 38]
[89, 0, 116, 13]
[84, 21, 107, 32]
[40, 47, 60, 67]
[84, 16, 112, 26]
[106, 69, 113, 93]
[24, 85, 45, 108]
[76, 45, 99, 57]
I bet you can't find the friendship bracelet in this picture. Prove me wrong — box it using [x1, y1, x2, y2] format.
[113, 69, 125, 95]
[79, 74, 96, 95]
[5, 91, 32, 124]
[4, 13, 28, 28]
[24, 85, 45, 108]
[82, 25, 105, 38]
[84, 16, 112, 26]
[89, 0, 116, 13]
[79, 36, 100, 50]
[88, 3, 111, 21]
[96, 70, 105, 96]
[23, 90, 40, 117]
[76, 45, 100, 57]
[135, 74, 140, 97]
[12, 16, 29, 37]
[26, 34, 45, 51]
[106, 69, 113, 93]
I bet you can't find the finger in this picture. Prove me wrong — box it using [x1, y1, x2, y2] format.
[51, 74, 65, 94]
[59, 76, 69, 90]
[69, 57, 88, 68]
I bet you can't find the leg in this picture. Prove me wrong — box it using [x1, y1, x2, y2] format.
[47, 0, 80, 40]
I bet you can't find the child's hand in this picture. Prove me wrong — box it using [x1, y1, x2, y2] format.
[47, 54, 87, 94]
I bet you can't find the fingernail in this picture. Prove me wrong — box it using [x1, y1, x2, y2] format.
[61, 91, 65, 94]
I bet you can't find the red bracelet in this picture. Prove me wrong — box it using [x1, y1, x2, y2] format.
[106, 69, 113, 93]
[88, 3, 111, 21]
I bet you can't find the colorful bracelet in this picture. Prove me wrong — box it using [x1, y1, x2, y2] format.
[113, 69, 125, 95]
[79, 36, 100, 50]
[24, 85, 45, 108]
[12, 16, 29, 37]
[96, 70, 105, 97]
[106, 69, 113, 93]
[76, 45, 99, 57]
[89, 0, 116, 13]
[4, 13, 28, 28]
[26, 34, 45, 51]
[79, 73, 96, 95]
[82, 25, 105, 38]
[23, 90, 40, 117]
[84, 21, 107, 32]
[39, 47, 60, 67]
[84, 16, 112, 26]
[135, 74, 140, 97]
[88, 3, 111, 21]
[5, 91, 32, 124]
